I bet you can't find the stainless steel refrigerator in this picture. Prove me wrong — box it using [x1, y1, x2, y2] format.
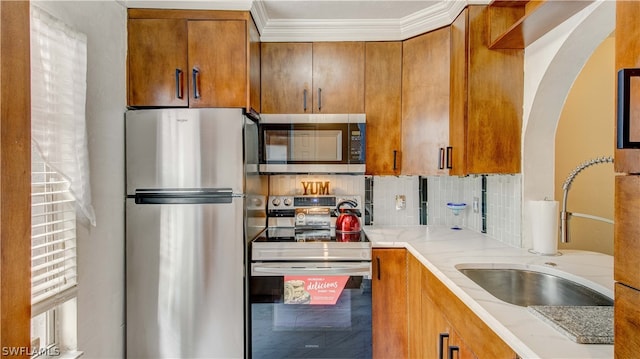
[125, 108, 266, 359]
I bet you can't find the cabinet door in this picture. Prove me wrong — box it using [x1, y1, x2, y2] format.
[312, 42, 365, 113]
[261, 42, 313, 113]
[615, 175, 640, 289]
[465, 5, 522, 174]
[188, 20, 247, 108]
[407, 253, 424, 358]
[372, 249, 408, 359]
[365, 42, 402, 175]
[128, 19, 188, 107]
[402, 27, 451, 175]
[615, 283, 640, 358]
[449, 9, 468, 176]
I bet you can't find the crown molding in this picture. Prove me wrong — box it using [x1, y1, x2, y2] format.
[400, 1, 467, 39]
[123, 0, 487, 42]
[252, 0, 481, 42]
[124, 0, 253, 10]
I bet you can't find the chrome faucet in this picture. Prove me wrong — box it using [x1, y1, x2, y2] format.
[560, 156, 614, 243]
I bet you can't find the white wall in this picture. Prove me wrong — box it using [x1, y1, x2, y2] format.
[32, 1, 127, 358]
[522, 1, 615, 250]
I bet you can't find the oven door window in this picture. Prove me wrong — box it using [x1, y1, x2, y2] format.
[250, 275, 372, 359]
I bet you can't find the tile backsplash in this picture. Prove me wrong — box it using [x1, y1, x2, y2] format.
[269, 174, 365, 197]
[371, 176, 420, 226]
[371, 174, 523, 248]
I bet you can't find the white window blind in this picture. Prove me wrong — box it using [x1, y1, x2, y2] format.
[30, 5, 91, 316]
[31, 148, 78, 316]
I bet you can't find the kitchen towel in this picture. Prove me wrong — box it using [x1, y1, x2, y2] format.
[528, 200, 559, 255]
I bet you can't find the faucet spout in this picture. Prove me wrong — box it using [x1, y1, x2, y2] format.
[560, 156, 614, 243]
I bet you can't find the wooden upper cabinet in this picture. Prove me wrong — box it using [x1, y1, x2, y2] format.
[365, 42, 402, 175]
[615, 1, 640, 174]
[261, 41, 365, 114]
[261, 43, 313, 113]
[249, 17, 261, 112]
[128, 18, 189, 107]
[188, 20, 247, 108]
[449, 6, 523, 175]
[312, 42, 365, 113]
[402, 27, 451, 176]
[127, 10, 250, 108]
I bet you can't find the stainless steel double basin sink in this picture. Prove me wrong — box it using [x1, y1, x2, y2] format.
[456, 264, 613, 307]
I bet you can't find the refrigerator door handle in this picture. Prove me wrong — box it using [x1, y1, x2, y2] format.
[133, 188, 236, 205]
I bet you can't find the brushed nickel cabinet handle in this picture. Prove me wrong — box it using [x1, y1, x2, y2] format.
[303, 89, 308, 112]
[318, 88, 322, 111]
[438, 148, 445, 170]
[438, 333, 449, 359]
[448, 345, 459, 359]
[376, 257, 381, 280]
[175, 69, 183, 99]
[446, 146, 453, 169]
[393, 150, 398, 170]
[192, 68, 200, 99]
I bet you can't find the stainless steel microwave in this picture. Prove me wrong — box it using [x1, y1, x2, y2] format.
[259, 114, 366, 174]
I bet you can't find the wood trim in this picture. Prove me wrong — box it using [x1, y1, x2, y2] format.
[488, 0, 594, 49]
[615, 283, 640, 359]
[615, 0, 640, 174]
[1, 1, 32, 355]
[128, 8, 250, 21]
[614, 175, 640, 289]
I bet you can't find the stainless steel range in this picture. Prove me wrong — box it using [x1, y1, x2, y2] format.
[249, 195, 372, 359]
[252, 195, 370, 264]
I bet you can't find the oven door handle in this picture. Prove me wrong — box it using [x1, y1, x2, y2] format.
[251, 262, 371, 277]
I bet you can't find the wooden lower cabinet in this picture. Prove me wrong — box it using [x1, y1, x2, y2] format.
[615, 283, 640, 358]
[409, 253, 517, 359]
[372, 248, 408, 359]
[372, 250, 517, 358]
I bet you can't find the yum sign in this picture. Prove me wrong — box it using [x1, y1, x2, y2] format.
[301, 181, 330, 195]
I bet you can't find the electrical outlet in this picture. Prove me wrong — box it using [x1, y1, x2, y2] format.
[395, 195, 406, 210]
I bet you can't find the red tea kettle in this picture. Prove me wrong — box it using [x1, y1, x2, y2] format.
[334, 200, 361, 233]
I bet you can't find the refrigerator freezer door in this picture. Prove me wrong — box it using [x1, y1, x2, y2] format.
[126, 197, 244, 358]
[126, 108, 244, 195]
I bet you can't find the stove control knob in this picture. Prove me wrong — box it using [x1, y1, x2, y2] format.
[283, 198, 293, 206]
[271, 198, 281, 207]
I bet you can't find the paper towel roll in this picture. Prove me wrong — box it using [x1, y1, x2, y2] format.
[528, 200, 559, 255]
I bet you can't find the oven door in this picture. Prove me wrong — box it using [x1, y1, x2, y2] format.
[249, 262, 372, 359]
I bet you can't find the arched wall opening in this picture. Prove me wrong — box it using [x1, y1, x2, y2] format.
[521, 1, 615, 250]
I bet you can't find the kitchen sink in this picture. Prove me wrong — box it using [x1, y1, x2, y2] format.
[456, 265, 613, 307]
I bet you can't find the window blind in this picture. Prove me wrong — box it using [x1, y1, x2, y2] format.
[31, 148, 77, 316]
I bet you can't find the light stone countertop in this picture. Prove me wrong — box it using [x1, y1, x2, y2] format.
[363, 225, 614, 359]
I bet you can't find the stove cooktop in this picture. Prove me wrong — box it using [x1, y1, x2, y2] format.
[251, 227, 371, 262]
